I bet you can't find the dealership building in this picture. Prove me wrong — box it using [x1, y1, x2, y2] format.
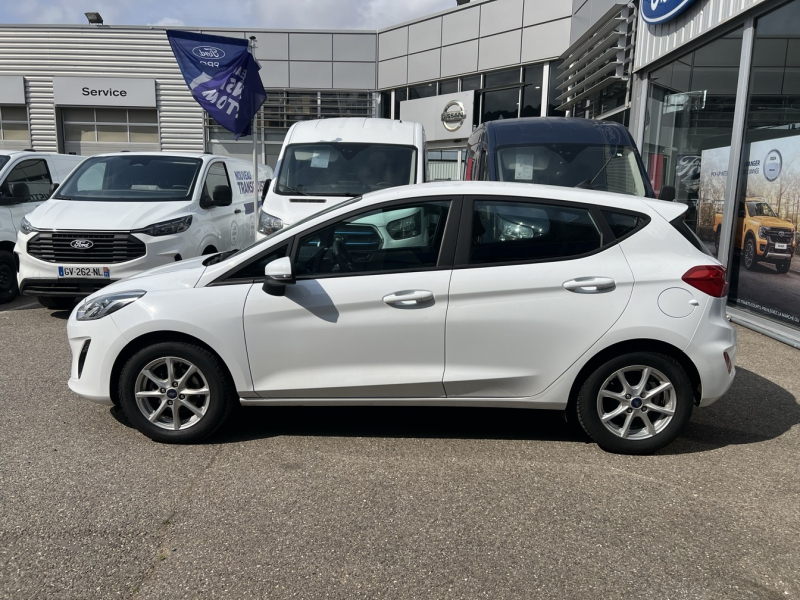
[0, 0, 799, 342]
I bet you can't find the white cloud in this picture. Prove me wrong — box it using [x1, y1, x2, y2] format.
[149, 17, 186, 27]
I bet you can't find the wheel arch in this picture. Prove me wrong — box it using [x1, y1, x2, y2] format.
[110, 330, 236, 406]
[566, 339, 702, 419]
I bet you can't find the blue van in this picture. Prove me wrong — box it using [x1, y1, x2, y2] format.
[463, 117, 657, 199]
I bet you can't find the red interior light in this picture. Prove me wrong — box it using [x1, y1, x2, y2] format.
[682, 265, 728, 298]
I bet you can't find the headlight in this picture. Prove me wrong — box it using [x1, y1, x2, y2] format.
[258, 211, 283, 235]
[133, 216, 192, 237]
[758, 226, 769, 239]
[20, 216, 38, 234]
[76, 290, 146, 321]
[387, 211, 421, 240]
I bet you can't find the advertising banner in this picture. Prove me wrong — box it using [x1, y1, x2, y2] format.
[700, 134, 800, 328]
[167, 30, 265, 140]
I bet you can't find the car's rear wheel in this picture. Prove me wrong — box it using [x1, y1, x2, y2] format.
[775, 260, 791, 274]
[576, 352, 693, 454]
[119, 342, 236, 443]
[0, 250, 18, 304]
[743, 237, 757, 270]
[37, 296, 77, 310]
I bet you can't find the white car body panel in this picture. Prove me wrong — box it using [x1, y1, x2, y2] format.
[65, 182, 736, 427]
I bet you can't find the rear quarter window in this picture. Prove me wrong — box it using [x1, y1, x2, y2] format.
[670, 216, 712, 256]
[601, 210, 649, 240]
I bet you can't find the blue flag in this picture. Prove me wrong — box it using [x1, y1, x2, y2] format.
[167, 30, 266, 140]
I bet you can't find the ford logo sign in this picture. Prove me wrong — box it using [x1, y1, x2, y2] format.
[192, 45, 226, 59]
[70, 240, 94, 249]
[641, 0, 698, 24]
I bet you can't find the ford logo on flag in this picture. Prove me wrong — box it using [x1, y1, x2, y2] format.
[70, 240, 94, 249]
[641, 0, 698, 24]
[192, 45, 226, 59]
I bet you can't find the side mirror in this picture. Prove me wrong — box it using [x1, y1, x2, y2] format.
[261, 179, 270, 201]
[212, 185, 233, 207]
[659, 185, 676, 202]
[262, 256, 295, 296]
[49, 183, 59, 197]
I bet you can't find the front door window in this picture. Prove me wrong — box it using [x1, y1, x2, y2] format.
[0, 159, 52, 203]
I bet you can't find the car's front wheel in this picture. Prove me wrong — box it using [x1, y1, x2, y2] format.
[576, 352, 694, 454]
[743, 237, 757, 270]
[118, 342, 236, 443]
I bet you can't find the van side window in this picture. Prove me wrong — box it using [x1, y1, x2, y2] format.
[469, 200, 602, 265]
[202, 162, 230, 202]
[0, 159, 52, 203]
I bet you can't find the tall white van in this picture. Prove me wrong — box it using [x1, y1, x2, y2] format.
[257, 118, 426, 239]
[0, 150, 85, 303]
[15, 152, 271, 309]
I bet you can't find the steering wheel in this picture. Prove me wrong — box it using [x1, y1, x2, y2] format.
[331, 236, 356, 273]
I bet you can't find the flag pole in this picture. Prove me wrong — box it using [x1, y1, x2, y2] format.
[248, 36, 259, 210]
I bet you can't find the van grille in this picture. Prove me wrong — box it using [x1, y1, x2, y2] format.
[27, 232, 146, 264]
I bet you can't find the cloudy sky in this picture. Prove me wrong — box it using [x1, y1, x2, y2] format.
[0, 0, 456, 29]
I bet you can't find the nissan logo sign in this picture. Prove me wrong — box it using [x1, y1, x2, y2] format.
[192, 45, 226, 59]
[441, 100, 467, 132]
[70, 240, 94, 249]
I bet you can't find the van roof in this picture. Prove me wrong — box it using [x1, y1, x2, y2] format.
[287, 118, 421, 146]
[483, 117, 635, 148]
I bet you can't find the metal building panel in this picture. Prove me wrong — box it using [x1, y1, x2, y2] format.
[0, 76, 25, 104]
[441, 40, 479, 77]
[378, 27, 408, 61]
[250, 32, 289, 60]
[333, 62, 376, 89]
[290, 61, 332, 88]
[570, 1, 593, 40]
[333, 34, 376, 62]
[289, 33, 333, 61]
[522, 19, 572, 62]
[524, 0, 573, 27]
[481, 0, 524, 37]
[442, 6, 481, 46]
[260, 61, 289, 88]
[409, 18, 442, 54]
[478, 30, 522, 71]
[408, 48, 441, 83]
[377, 56, 408, 88]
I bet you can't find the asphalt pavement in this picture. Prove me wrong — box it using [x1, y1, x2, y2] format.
[1, 299, 799, 599]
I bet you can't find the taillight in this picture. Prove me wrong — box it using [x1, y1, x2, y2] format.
[682, 265, 728, 298]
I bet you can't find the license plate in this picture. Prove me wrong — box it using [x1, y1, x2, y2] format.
[776, 243, 788, 250]
[58, 266, 110, 278]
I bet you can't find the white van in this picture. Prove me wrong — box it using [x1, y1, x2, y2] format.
[15, 152, 271, 309]
[257, 118, 426, 239]
[0, 150, 86, 303]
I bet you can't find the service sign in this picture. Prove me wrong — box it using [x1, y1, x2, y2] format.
[641, 0, 698, 25]
[53, 77, 156, 107]
[399, 90, 475, 142]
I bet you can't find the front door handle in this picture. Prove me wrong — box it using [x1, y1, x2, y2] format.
[234, 209, 242, 214]
[563, 277, 616, 294]
[383, 290, 434, 306]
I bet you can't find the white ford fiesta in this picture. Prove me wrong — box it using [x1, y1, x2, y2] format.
[67, 181, 737, 454]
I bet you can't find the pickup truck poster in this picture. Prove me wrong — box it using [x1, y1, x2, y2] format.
[699, 134, 800, 328]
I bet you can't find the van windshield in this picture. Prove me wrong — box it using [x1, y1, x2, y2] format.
[55, 155, 203, 202]
[275, 143, 417, 197]
[495, 144, 648, 197]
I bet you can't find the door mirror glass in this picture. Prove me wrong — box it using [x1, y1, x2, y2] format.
[212, 185, 232, 207]
[261, 179, 270, 200]
[263, 256, 295, 296]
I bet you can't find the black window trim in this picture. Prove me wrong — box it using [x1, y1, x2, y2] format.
[7, 158, 53, 203]
[209, 238, 295, 287]
[453, 195, 650, 269]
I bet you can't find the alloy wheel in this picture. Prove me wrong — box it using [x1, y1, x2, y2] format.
[744, 239, 755, 269]
[596, 365, 676, 440]
[134, 356, 211, 431]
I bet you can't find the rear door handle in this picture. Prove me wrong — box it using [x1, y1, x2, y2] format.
[563, 277, 616, 294]
[383, 290, 434, 306]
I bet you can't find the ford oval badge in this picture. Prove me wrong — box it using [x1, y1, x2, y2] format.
[641, 0, 698, 25]
[70, 240, 94, 249]
[192, 45, 226, 59]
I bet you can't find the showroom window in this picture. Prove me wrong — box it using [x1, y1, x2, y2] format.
[0, 106, 29, 141]
[62, 108, 158, 144]
[469, 200, 602, 265]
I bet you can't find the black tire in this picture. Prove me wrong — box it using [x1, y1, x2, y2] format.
[775, 260, 791, 274]
[37, 296, 77, 310]
[0, 250, 18, 304]
[576, 352, 694, 455]
[118, 342, 236, 443]
[743, 237, 757, 270]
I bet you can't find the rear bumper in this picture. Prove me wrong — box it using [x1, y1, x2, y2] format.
[686, 297, 737, 407]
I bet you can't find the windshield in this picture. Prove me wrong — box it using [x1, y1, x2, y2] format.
[747, 201, 777, 218]
[276, 143, 417, 197]
[495, 144, 648, 197]
[56, 155, 203, 202]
